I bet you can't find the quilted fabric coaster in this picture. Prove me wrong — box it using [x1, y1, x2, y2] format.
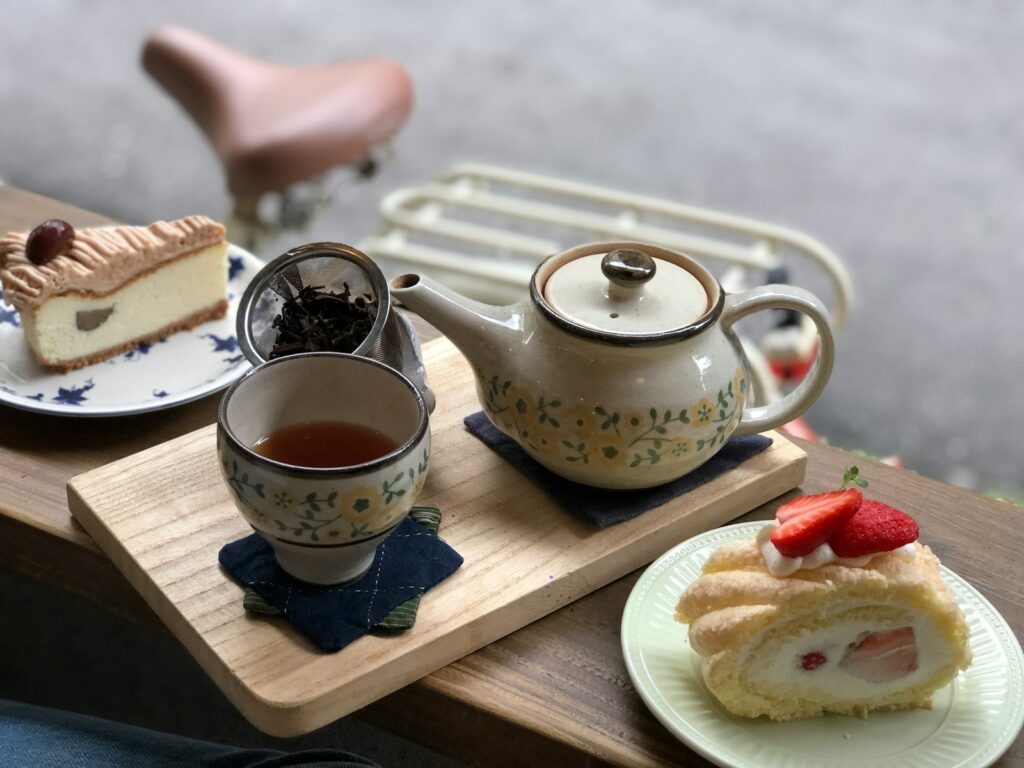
[464, 411, 772, 527]
[241, 506, 442, 633]
[220, 508, 462, 652]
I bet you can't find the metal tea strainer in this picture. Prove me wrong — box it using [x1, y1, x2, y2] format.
[236, 242, 435, 412]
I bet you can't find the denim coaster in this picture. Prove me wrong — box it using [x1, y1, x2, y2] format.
[241, 506, 443, 633]
[464, 411, 773, 527]
[219, 513, 463, 652]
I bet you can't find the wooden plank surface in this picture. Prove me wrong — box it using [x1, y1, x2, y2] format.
[0, 186, 116, 232]
[66, 336, 805, 737]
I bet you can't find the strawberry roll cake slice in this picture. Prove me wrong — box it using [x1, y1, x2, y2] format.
[676, 470, 972, 721]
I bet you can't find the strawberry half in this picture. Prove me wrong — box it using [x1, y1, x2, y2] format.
[828, 499, 919, 558]
[839, 627, 918, 682]
[776, 488, 863, 524]
[770, 488, 862, 557]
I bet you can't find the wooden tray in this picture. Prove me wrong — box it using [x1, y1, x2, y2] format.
[67, 337, 806, 737]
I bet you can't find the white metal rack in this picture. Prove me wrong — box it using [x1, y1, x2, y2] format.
[359, 163, 853, 408]
[359, 163, 851, 330]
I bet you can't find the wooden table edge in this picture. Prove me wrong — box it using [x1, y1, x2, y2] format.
[10, 391, 1024, 767]
[2, 187, 1021, 766]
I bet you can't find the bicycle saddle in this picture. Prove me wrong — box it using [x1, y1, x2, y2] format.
[143, 26, 413, 198]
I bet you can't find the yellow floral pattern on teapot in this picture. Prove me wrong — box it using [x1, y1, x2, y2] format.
[480, 367, 748, 471]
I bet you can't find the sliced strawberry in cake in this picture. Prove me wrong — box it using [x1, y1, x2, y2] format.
[840, 627, 919, 683]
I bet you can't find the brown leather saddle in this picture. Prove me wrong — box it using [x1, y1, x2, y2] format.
[143, 26, 413, 199]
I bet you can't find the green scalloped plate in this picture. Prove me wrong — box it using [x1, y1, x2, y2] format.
[621, 522, 1024, 768]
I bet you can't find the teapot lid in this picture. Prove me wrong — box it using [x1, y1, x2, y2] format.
[533, 242, 723, 345]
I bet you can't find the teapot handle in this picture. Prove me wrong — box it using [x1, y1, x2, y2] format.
[721, 285, 836, 436]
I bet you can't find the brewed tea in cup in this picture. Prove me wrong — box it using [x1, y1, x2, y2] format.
[217, 352, 430, 585]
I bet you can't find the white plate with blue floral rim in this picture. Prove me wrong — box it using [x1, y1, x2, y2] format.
[0, 244, 262, 417]
[621, 521, 1024, 768]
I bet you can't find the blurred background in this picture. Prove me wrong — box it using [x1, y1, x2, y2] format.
[1, 1, 1021, 760]
[4, 1, 1022, 497]
[4, 1, 1020, 499]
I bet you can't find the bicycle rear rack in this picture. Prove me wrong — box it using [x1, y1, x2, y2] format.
[359, 163, 851, 332]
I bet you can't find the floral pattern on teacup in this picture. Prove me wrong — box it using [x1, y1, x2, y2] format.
[223, 447, 430, 543]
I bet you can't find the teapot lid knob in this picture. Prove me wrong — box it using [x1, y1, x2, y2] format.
[601, 249, 657, 289]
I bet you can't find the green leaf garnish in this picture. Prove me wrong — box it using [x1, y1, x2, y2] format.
[841, 466, 869, 489]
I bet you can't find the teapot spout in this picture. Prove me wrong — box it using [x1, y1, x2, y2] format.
[390, 273, 521, 370]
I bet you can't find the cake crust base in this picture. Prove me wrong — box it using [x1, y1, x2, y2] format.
[33, 299, 229, 373]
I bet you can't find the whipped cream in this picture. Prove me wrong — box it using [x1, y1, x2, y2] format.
[757, 521, 917, 577]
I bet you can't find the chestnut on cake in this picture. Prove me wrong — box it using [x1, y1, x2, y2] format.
[0, 216, 228, 371]
[676, 468, 972, 721]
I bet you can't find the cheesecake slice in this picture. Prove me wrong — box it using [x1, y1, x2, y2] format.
[0, 216, 228, 371]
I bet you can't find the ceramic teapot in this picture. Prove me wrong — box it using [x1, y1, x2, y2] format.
[391, 242, 835, 489]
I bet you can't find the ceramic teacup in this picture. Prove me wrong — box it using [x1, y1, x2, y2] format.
[217, 352, 430, 585]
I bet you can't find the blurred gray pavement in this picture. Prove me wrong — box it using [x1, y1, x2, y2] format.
[1, 1, 1022, 762]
